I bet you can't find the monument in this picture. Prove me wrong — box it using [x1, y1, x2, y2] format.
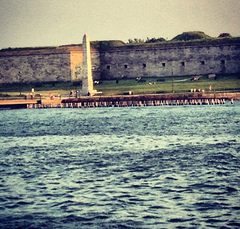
[80, 34, 97, 96]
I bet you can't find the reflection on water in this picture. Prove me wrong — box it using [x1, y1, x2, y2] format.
[0, 103, 239, 228]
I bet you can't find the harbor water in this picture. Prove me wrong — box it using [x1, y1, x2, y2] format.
[0, 103, 239, 228]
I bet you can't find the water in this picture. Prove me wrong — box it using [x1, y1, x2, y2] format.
[0, 103, 239, 229]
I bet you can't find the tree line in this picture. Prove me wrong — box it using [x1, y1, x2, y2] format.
[127, 37, 166, 44]
[127, 32, 232, 44]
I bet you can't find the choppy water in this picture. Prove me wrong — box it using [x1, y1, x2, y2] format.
[0, 103, 240, 229]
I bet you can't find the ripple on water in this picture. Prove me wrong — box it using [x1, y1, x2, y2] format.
[0, 104, 239, 228]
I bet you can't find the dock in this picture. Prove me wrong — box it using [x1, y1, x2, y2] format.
[0, 99, 40, 109]
[1, 92, 238, 109]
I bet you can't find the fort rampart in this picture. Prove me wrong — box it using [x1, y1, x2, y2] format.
[100, 43, 240, 79]
[0, 40, 240, 84]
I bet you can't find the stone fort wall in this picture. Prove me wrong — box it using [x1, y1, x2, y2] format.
[0, 46, 100, 84]
[0, 41, 239, 84]
[100, 43, 240, 79]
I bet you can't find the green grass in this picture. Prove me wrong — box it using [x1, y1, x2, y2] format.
[0, 82, 76, 98]
[0, 74, 239, 99]
[94, 75, 240, 96]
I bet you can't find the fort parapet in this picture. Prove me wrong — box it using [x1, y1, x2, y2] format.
[0, 38, 240, 84]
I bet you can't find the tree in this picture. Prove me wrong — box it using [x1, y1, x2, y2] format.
[218, 33, 232, 38]
[128, 39, 134, 44]
[145, 37, 166, 43]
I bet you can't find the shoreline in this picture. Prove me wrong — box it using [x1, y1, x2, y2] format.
[0, 92, 239, 109]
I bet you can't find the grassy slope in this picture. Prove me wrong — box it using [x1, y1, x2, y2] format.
[0, 74, 239, 98]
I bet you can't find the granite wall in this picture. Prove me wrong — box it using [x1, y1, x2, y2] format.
[0, 51, 71, 84]
[0, 42, 239, 84]
[100, 44, 240, 79]
[0, 46, 101, 84]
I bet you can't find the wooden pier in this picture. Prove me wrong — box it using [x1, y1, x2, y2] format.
[0, 99, 40, 109]
[57, 92, 238, 108]
[0, 93, 238, 109]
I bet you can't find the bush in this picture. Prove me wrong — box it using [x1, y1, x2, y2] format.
[72, 82, 82, 86]
[91, 40, 125, 49]
[157, 79, 165, 82]
[34, 83, 43, 87]
[145, 37, 166, 43]
[218, 33, 232, 38]
[138, 79, 146, 83]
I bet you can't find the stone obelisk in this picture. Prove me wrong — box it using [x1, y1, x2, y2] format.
[81, 34, 97, 96]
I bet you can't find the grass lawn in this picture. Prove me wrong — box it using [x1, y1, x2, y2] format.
[0, 74, 239, 99]
[95, 74, 240, 96]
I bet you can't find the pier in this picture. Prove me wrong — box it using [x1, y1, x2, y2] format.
[0, 99, 40, 109]
[1, 93, 238, 109]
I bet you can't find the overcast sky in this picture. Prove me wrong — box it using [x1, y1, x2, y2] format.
[0, 0, 240, 49]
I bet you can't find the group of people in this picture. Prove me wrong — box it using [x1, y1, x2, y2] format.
[190, 85, 212, 93]
[25, 88, 35, 99]
[25, 92, 34, 99]
[69, 90, 79, 98]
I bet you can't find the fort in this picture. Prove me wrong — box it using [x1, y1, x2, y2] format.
[0, 35, 240, 84]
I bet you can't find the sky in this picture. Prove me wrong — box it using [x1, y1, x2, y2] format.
[0, 0, 240, 49]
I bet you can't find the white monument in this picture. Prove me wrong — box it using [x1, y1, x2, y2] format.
[80, 34, 97, 96]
